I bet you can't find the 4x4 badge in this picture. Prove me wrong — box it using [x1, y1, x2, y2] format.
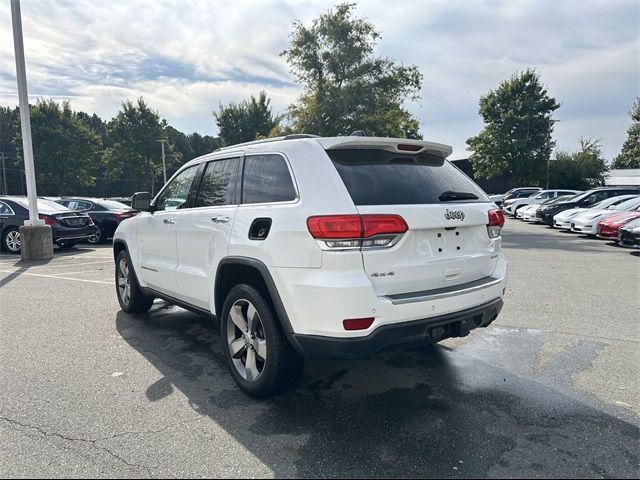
[444, 209, 465, 221]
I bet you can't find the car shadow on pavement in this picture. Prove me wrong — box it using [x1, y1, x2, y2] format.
[115, 306, 639, 479]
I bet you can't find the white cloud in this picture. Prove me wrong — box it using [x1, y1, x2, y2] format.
[0, 0, 637, 160]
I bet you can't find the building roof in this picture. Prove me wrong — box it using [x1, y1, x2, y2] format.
[605, 169, 640, 186]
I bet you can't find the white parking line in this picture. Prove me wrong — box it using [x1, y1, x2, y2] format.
[48, 269, 112, 277]
[0, 269, 112, 285]
[0, 260, 113, 270]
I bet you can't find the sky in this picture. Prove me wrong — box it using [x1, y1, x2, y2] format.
[0, 0, 638, 161]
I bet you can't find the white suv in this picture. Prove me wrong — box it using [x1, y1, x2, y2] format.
[113, 135, 507, 397]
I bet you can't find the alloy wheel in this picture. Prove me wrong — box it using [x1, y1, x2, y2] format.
[5, 230, 21, 253]
[88, 228, 101, 244]
[117, 258, 131, 306]
[227, 299, 268, 382]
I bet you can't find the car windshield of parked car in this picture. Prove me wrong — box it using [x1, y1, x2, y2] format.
[608, 197, 640, 211]
[97, 200, 132, 211]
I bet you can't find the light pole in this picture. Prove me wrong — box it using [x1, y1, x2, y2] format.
[0, 152, 7, 195]
[157, 138, 168, 184]
[11, 0, 53, 259]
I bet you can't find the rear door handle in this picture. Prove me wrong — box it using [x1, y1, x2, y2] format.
[211, 216, 230, 223]
[163, 218, 175, 225]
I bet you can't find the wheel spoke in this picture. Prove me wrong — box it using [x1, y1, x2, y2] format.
[229, 338, 246, 359]
[245, 348, 259, 381]
[118, 276, 126, 287]
[246, 304, 258, 334]
[255, 339, 267, 361]
[230, 305, 248, 332]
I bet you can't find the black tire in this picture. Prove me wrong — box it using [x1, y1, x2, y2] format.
[3, 227, 21, 254]
[221, 283, 303, 398]
[115, 250, 154, 314]
[58, 242, 78, 250]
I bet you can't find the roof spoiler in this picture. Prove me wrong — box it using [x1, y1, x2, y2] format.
[317, 137, 453, 158]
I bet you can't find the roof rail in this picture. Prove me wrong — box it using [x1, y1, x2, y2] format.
[213, 133, 320, 152]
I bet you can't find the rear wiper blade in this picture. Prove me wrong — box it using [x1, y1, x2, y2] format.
[439, 191, 479, 201]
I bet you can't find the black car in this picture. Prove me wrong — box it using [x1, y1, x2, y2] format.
[0, 196, 97, 254]
[537, 187, 640, 226]
[56, 197, 137, 244]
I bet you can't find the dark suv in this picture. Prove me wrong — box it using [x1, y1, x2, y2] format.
[538, 187, 640, 226]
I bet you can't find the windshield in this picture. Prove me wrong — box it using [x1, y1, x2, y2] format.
[328, 149, 489, 205]
[609, 197, 640, 211]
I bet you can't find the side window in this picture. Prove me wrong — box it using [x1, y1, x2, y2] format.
[154, 165, 199, 212]
[0, 202, 11, 215]
[194, 157, 241, 207]
[78, 201, 92, 211]
[67, 201, 78, 210]
[242, 154, 296, 204]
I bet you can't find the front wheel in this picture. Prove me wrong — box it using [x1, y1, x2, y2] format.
[221, 284, 303, 397]
[115, 250, 154, 314]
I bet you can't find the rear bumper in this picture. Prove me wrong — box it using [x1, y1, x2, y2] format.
[290, 298, 503, 358]
[52, 225, 98, 244]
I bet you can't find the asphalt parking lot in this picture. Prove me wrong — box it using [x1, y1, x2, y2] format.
[1, 220, 638, 478]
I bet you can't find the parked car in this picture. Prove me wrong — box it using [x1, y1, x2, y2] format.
[0, 196, 97, 253]
[113, 135, 507, 397]
[519, 195, 576, 221]
[56, 197, 137, 244]
[537, 187, 640, 226]
[618, 218, 640, 248]
[501, 187, 542, 204]
[596, 211, 640, 240]
[503, 189, 581, 216]
[570, 197, 640, 234]
[489, 194, 505, 207]
[552, 194, 639, 230]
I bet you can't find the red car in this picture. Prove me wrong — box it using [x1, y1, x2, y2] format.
[596, 211, 640, 239]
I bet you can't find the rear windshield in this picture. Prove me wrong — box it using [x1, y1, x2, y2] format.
[328, 149, 489, 206]
[13, 198, 70, 214]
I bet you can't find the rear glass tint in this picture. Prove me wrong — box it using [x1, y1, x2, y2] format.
[327, 149, 488, 206]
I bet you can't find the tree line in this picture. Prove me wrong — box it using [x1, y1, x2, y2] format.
[0, 3, 638, 197]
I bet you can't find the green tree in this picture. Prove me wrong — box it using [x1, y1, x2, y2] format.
[188, 132, 222, 157]
[214, 91, 279, 146]
[549, 138, 608, 190]
[611, 98, 640, 169]
[0, 106, 20, 194]
[14, 99, 102, 195]
[103, 98, 181, 196]
[467, 69, 560, 186]
[282, 2, 423, 138]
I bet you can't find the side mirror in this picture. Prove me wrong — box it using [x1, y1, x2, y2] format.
[131, 192, 152, 211]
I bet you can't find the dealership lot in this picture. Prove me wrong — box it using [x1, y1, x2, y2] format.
[0, 220, 638, 478]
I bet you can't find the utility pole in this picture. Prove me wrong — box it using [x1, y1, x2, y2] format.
[0, 152, 7, 195]
[157, 138, 168, 184]
[11, 0, 53, 259]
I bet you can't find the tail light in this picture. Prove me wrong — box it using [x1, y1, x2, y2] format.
[114, 211, 134, 220]
[307, 214, 408, 249]
[39, 214, 58, 226]
[487, 209, 505, 238]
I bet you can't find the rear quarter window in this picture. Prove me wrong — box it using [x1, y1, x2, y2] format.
[327, 149, 489, 206]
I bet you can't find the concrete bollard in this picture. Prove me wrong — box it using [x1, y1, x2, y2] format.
[19, 224, 54, 261]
